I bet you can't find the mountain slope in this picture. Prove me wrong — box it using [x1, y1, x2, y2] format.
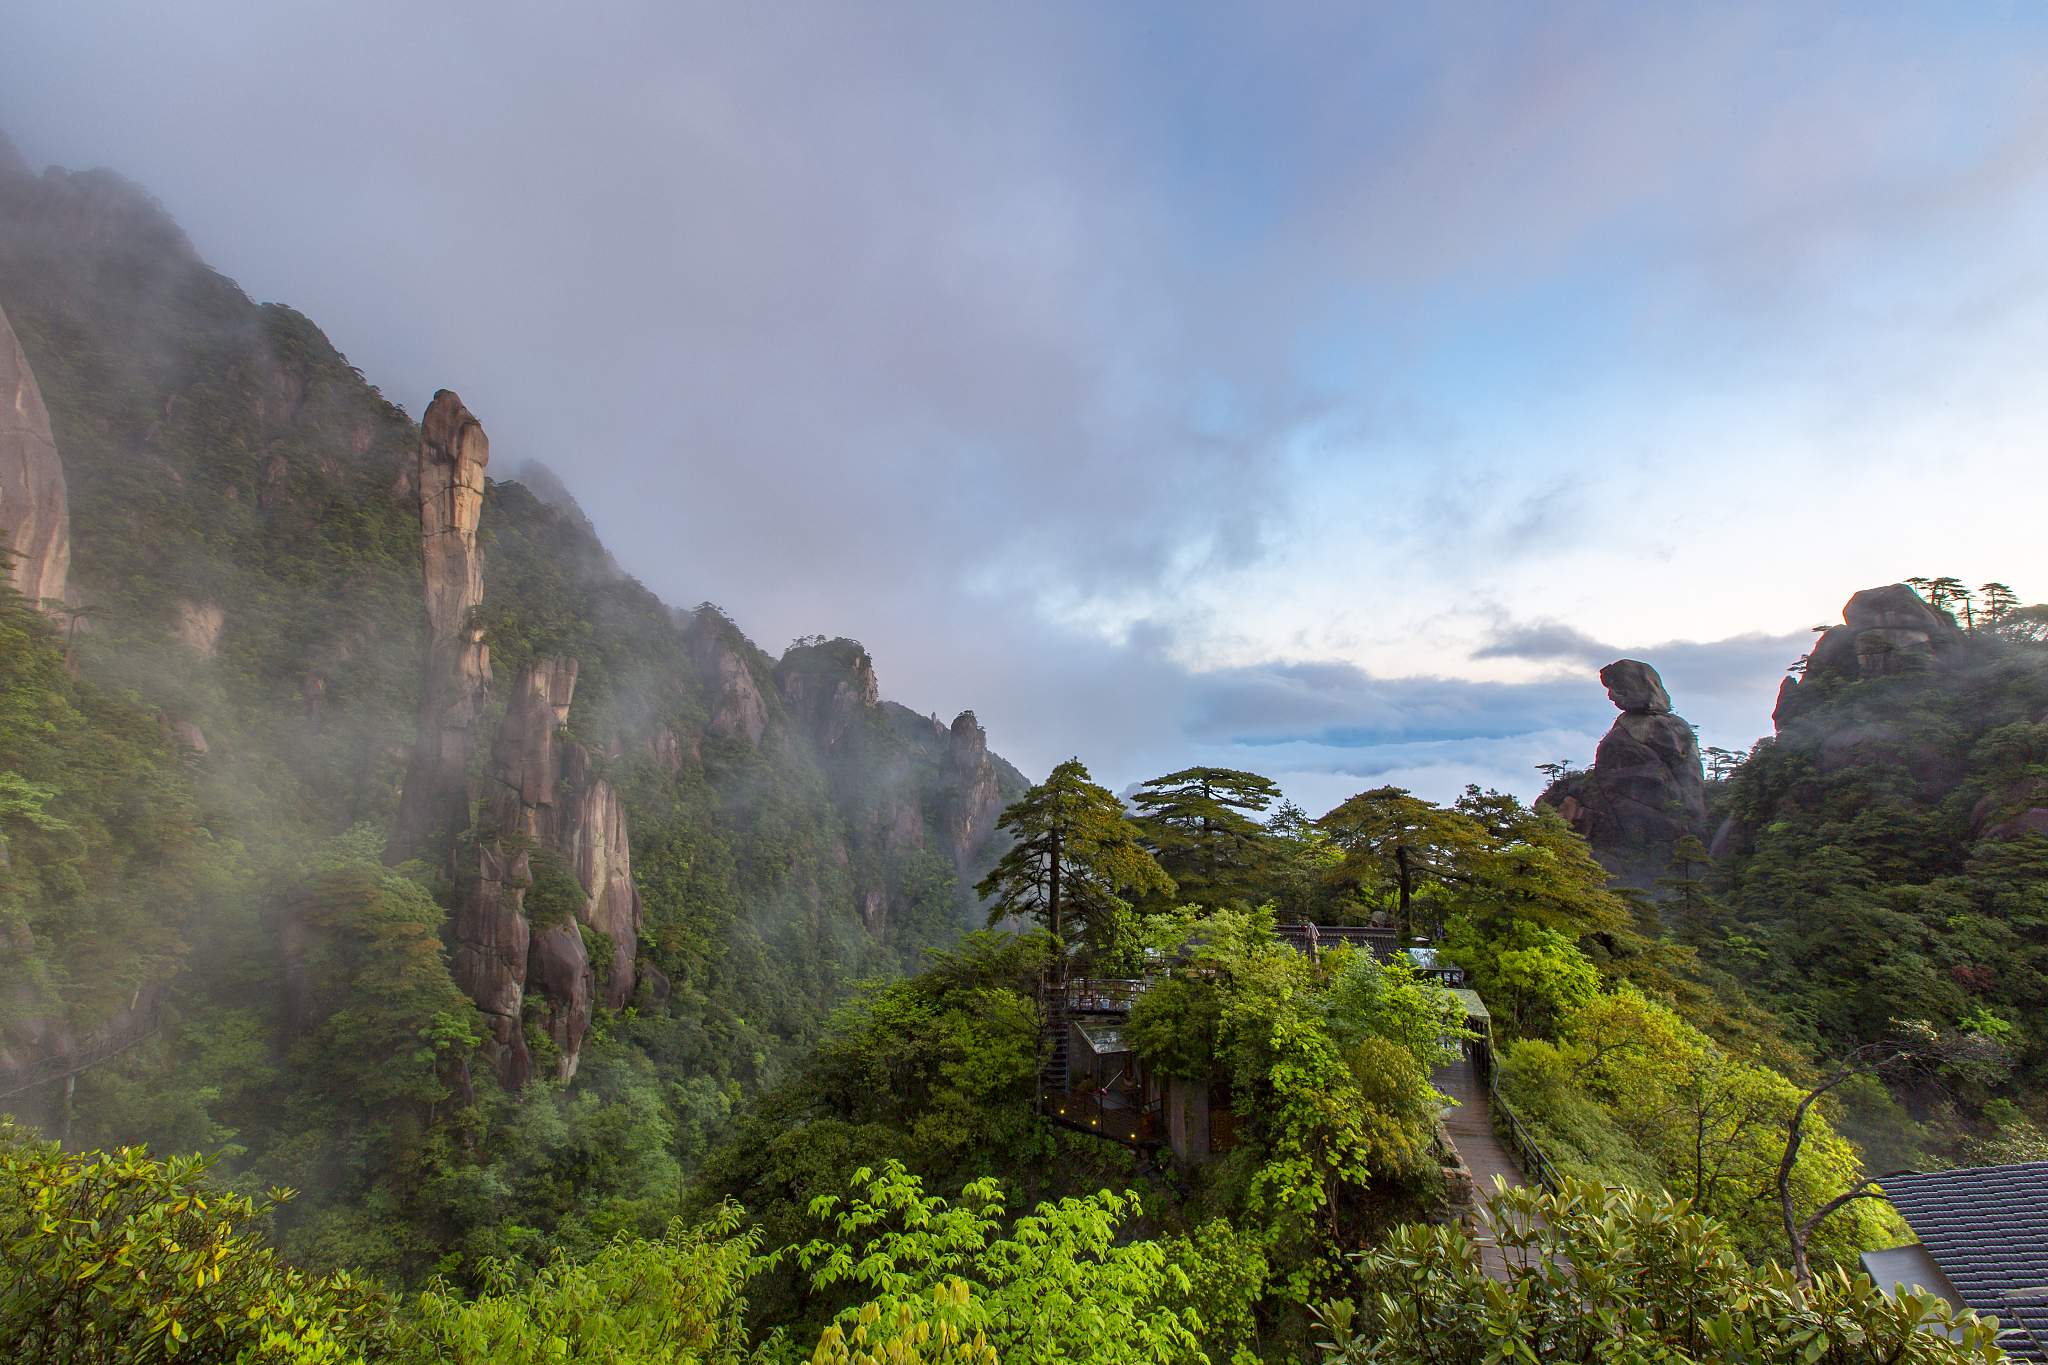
[0, 141, 1025, 1276]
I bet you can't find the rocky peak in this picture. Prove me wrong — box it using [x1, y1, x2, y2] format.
[774, 637, 880, 754]
[387, 390, 492, 868]
[938, 710, 1002, 877]
[1600, 659, 1671, 714]
[1800, 583, 1965, 687]
[0, 299, 69, 609]
[1538, 659, 1705, 881]
[688, 611, 770, 746]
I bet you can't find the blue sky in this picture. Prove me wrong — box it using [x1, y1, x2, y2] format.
[5, 1, 2047, 806]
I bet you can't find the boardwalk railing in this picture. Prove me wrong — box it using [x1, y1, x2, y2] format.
[1041, 1087, 1162, 1148]
[1065, 979, 1144, 1012]
[1490, 1090, 1563, 1196]
[1470, 1022, 1564, 1195]
[0, 1009, 163, 1101]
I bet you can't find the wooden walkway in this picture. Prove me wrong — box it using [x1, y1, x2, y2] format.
[1433, 1051, 1527, 1279]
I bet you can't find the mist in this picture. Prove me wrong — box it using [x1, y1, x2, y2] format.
[7, 1, 2048, 802]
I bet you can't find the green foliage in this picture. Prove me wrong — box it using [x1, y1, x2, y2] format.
[393, 1205, 760, 1365]
[0, 585, 226, 1034]
[520, 849, 586, 933]
[0, 1120, 386, 1364]
[1132, 908, 1461, 1303]
[1130, 767, 1281, 910]
[1497, 991, 1900, 1263]
[789, 1161, 1205, 1365]
[1314, 1178, 2003, 1365]
[1445, 919, 1599, 1038]
[1708, 617, 2048, 1098]
[975, 759, 1173, 964]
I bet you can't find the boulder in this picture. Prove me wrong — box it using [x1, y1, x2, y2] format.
[1538, 659, 1705, 879]
[1798, 584, 1962, 686]
[1600, 659, 1672, 714]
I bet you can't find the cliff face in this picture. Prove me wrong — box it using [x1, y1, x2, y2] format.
[0, 300, 67, 608]
[448, 657, 655, 1087]
[388, 391, 492, 868]
[1539, 659, 1706, 880]
[938, 710, 1003, 879]
[0, 136, 1035, 1165]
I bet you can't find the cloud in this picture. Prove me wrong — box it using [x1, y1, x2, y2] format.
[1471, 618, 1617, 664]
[3, 2, 2044, 811]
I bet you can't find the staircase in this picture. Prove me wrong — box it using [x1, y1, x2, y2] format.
[1038, 988, 1070, 1096]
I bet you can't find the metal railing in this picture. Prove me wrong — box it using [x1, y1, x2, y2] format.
[1490, 1090, 1563, 1195]
[1065, 978, 1144, 1012]
[0, 1009, 164, 1101]
[1041, 1086, 1162, 1147]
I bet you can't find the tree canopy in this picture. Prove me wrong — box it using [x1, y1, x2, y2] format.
[974, 759, 1173, 965]
[1129, 767, 1281, 909]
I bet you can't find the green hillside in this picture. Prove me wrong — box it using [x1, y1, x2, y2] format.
[0, 154, 1025, 1279]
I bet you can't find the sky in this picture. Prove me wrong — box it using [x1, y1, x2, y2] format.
[6, 0, 2048, 809]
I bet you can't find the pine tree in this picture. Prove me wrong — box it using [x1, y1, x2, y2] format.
[1128, 766, 1279, 908]
[975, 759, 1173, 966]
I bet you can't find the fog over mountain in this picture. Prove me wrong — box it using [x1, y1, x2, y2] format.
[7, 0, 2048, 801]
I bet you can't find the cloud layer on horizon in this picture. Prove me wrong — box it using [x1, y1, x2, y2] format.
[2, 1, 2043, 804]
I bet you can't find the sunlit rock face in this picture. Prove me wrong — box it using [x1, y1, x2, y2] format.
[460, 657, 647, 1086]
[388, 390, 492, 868]
[1538, 659, 1706, 880]
[0, 300, 68, 610]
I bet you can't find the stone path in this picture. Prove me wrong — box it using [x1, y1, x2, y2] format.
[1433, 1051, 1529, 1280]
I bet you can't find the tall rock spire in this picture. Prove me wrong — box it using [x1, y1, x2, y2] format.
[1537, 659, 1706, 883]
[0, 300, 69, 610]
[388, 390, 492, 867]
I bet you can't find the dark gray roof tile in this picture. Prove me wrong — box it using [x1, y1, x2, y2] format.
[1883, 1161, 2048, 1360]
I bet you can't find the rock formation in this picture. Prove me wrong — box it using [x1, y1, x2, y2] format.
[938, 711, 1002, 879]
[1806, 584, 1966, 682]
[776, 640, 881, 756]
[1773, 584, 1968, 736]
[1539, 659, 1706, 878]
[690, 624, 769, 746]
[387, 391, 492, 868]
[452, 658, 648, 1087]
[0, 299, 68, 608]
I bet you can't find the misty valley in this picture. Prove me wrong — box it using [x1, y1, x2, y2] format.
[1, 138, 2046, 1365]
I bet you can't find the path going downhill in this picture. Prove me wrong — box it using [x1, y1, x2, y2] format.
[1432, 1050, 1528, 1279]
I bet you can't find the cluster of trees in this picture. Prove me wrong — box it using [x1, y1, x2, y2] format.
[977, 759, 1677, 1040]
[0, 1119, 2003, 1364]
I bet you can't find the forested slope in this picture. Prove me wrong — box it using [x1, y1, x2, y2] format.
[0, 143, 1025, 1278]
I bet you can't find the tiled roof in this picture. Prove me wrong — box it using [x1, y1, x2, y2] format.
[1882, 1161, 2048, 1360]
[1274, 924, 1399, 960]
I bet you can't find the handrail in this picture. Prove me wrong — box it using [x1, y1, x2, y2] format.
[1490, 1089, 1564, 1196]
[0, 1009, 163, 1101]
[1481, 1043, 1562, 1195]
